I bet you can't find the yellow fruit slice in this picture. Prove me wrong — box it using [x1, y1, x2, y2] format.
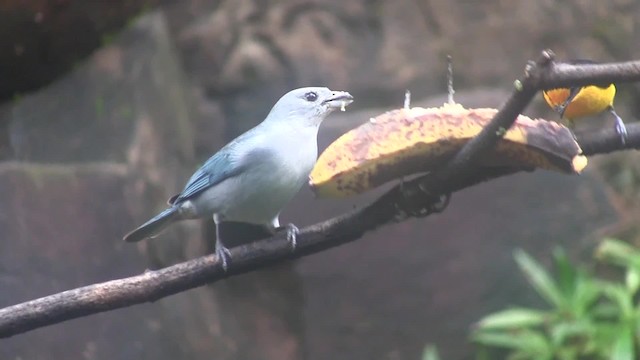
[309, 103, 587, 198]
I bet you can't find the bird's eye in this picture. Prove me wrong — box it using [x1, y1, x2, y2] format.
[304, 92, 318, 102]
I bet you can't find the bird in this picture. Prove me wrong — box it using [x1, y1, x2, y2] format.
[123, 87, 354, 270]
[542, 59, 627, 144]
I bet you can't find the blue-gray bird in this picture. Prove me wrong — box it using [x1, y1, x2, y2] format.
[123, 87, 354, 270]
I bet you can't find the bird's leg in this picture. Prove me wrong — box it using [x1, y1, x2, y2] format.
[271, 218, 299, 252]
[608, 106, 628, 145]
[213, 214, 231, 271]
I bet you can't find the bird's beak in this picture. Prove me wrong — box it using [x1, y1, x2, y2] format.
[323, 91, 354, 110]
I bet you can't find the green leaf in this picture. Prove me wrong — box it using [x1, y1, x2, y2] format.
[635, 315, 640, 345]
[625, 268, 640, 295]
[475, 308, 547, 330]
[554, 347, 580, 360]
[592, 322, 627, 353]
[508, 349, 550, 360]
[549, 320, 593, 347]
[610, 322, 635, 360]
[472, 329, 551, 355]
[570, 273, 603, 316]
[422, 344, 441, 360]
[474, 345, 492, 360]
[596, 238, 640, 271]
[552, 247, 577, 298]
[591, 302, 621, 320]
[598, 282, 634, 318]
[514, 249, 565, 309]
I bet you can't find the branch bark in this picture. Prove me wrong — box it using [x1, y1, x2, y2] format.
[1, 50, 640, 339]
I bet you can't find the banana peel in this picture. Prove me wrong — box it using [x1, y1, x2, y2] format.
[309, 103, 588, 198]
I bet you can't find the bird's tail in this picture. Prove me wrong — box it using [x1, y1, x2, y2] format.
[123, 207, 181, 242]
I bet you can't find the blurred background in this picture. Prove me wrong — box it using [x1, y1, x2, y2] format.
[1, 0, 639, 359]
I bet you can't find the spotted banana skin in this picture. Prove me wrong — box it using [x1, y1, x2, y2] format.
[309, 103, 587, 198]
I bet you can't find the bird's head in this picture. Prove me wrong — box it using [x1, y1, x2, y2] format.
[265, 87, 354, 128]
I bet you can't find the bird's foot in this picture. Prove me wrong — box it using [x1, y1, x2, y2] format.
[216, 244, 232, 272]
[609, 107, 627, 146]
[276, 223, 299, 252]
[615, 119, 628, 146]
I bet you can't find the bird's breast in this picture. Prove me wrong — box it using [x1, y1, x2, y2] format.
[218, 138, 317, 224]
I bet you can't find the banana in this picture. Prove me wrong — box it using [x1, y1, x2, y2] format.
[309, 103, 588, 198]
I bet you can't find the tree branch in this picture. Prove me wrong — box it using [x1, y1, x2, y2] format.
[2, 50, 640, 339]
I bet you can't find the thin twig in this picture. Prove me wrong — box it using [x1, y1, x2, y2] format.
[410, 51, 552, 197]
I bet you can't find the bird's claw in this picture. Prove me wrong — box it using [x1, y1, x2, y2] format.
[216, 244, 232, 272]
[277, 223, 299, 252]
[431, 192, 452, 213]
[609, 107, 627, 146]
[615, 119, 628, 146]
[395, 182, 452, 219]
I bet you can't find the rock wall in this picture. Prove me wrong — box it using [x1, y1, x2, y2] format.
[0, 0, 164, 101]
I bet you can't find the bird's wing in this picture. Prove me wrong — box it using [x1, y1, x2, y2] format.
[169, 129, 269, 204]
[169, 150, 241, 204]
